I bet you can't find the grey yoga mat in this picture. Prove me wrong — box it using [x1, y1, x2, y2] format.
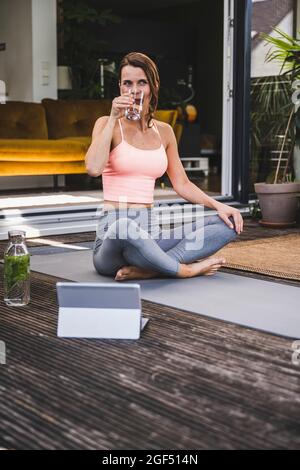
[30, 250, 300, 339]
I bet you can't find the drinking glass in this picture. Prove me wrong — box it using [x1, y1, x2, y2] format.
[125, 89, 144, 120]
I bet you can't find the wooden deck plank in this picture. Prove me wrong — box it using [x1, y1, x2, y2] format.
[0, 266, 300, 449]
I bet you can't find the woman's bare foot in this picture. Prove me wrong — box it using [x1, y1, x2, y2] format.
[177, 257, 226, 278]
[115, 265, 160, 281]
[114, 256, 226, 281]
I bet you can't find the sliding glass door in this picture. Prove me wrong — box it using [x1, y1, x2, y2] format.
[222, 0, 235, 197]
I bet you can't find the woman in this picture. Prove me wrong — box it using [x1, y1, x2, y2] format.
[85, 52, 243, 281]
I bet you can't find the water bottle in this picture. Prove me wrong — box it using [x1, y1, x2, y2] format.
[3, 230, 30, 306]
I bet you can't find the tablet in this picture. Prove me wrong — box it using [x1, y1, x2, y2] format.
[56, 282, 149, 339]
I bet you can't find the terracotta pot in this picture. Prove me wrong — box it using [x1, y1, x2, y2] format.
[254, 182, 300, 228]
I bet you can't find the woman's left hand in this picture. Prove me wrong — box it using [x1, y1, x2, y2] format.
[216, 203, 244, 234]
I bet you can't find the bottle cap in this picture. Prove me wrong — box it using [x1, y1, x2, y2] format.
[8, 230, 26, 238]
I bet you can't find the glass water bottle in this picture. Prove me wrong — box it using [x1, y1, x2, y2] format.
[4, 230, 30, 306]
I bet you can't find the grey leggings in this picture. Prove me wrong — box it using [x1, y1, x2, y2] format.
[93, 207, 238, 278]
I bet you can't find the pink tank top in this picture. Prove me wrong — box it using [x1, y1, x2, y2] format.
[101, 119, 168, 204]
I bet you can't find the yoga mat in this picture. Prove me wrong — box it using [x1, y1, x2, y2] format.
[30, 250, 300, 339]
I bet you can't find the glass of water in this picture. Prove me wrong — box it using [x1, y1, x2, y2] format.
[125, 89, 144, 120]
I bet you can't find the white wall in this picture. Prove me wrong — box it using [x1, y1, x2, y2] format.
[0, 0, 33, 101]
[32, 0, 57, 102]
[251, 11, 294, 77]
[0, 0, 57, 102]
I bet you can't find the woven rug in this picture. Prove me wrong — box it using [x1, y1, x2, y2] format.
[217, 233, 300, 281]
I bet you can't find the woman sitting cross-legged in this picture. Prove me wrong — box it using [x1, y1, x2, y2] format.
[85, 52, 243, 281]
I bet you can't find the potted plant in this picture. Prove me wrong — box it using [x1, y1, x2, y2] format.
[254, 28, 300, 227]
[250, 75, 292, 186]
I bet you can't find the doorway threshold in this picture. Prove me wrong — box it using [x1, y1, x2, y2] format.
[0, 189, 250, 240]
[0, 202, 250, 241]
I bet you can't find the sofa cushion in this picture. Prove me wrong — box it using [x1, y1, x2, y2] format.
[0, 160, 87, 177]
[42, 98, 112, 139]
[0, 137, 91, 162]
[0, 101, 48, 139]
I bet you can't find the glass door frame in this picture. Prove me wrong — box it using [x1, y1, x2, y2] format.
[222, 0, 235, 198]
[214, 0, 252, 203]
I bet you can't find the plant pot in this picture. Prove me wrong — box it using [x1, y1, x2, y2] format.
[254, 182, 300, 228]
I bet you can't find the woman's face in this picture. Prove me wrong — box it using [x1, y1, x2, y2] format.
[119, 65, 151, 114]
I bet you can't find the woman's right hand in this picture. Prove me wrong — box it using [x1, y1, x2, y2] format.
[110, 91, 134, 119]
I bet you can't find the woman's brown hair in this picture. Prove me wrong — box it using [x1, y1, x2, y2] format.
[118, 52, 160, 128]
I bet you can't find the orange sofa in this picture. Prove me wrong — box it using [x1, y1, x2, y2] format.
[0, 99, 181, 178]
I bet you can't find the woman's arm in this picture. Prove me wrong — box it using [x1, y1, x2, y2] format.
[165, 124, 243, 234]
[85, 116, 116, 177]
[85, 92, 134, 177]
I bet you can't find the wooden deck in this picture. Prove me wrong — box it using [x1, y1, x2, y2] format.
[0, 264, 300, 449]
[0, 216, 299, 449]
